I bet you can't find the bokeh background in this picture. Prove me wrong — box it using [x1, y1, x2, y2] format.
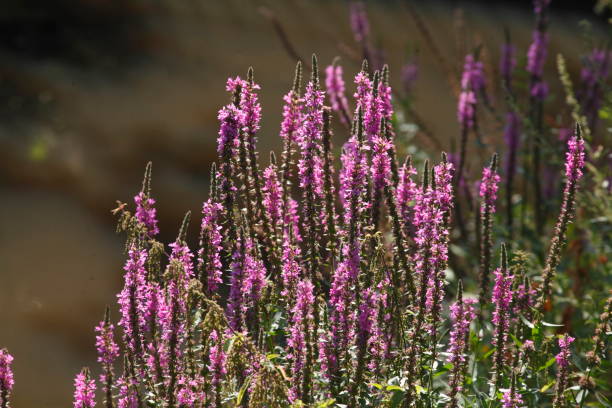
[0, 0, 609, 405]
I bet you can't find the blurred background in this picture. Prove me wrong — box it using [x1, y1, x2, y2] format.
[0, 0, 609, 405]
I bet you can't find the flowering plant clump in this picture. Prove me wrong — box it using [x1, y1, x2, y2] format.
[1, 1, 611, 407]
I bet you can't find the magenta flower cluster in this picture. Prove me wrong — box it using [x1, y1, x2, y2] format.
[0, 2, 600, 403]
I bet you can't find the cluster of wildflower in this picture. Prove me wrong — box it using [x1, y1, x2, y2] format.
[2, 1, 608, 406]
[0, 56, 588, 408]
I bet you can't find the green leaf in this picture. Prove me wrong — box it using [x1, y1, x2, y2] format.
[266, 353, 280, 361]
[540, 380, 556, 393]
[433, 363, 453, 378]
[509, 333, 523, 348]
[236, 377, 252, 405]
[483, 347, 496, 359]
[542, 321, 564, 327]
[538, 357, 557, 372]
[389, 390, 404, 408]
[370, 383, 384, 390]
[386, 385, 404, 392]
[315, 399, 336, 407]
[414, 385, 427, 394]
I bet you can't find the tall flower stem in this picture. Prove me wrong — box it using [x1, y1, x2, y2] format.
[322, 107, 338, 265]
[280, 61, 303, 224]
[478, 153, 500, 318]
[537, 124, 585, 312]
[553, 334, 574, 408]
[492, 243, 512, 391]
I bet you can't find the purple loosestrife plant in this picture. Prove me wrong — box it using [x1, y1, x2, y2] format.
[492, 244, 513, 388]
[198, 198, 224, 295]
[447, 282, 477, 408]
[134, 192, 159, 238]
[298, 55, 326, 288]
[207, 329, 226, 408]
[501, 375, 524, 408]
[279, 62, 303, 217]
[350, 1, 372, 63]
[95, 307, 119, 408]
[287, 279, 315, 403]
[116, 358, 138, 408]
[117, 247, 148, 357]
[325, 62, 351, 125]
[0, 349, 13, 408]
[73, 368, 96, 408]
[217, 81, 244, 246]
[478, 154, 500, 316]
[553, 334, 574, 408]
[456, 53, 485, 186]
[538, 124, 585, 310]
[397, 156, 418, 231]
[7, 19, 608, 404]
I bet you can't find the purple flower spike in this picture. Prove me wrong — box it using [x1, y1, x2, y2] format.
[565, 133, 585, 183]
[281, 235, 303, 300]
[434, 160, 455, 215]
[539, 125, 586, 309]
[208, 329, 226, 386]
[350, 1, 370, 44]
[134, 192, 159, 237]
[553, 334, 575, 407]
[169, 240, 195, 285]
[501, 388, 524, 408]
[95, 310, 119, 382]
[526, 0, 551, 101]
[457, 90, 476, 129]
[492, 245, 513, 383]
[479, 164, 501, 210]
[117, 247, 148, 354]
[280, 90, 303, 143]
[0, 349, 14, 407]
[287, 279, 315, 402]
[242, 236, 267, 309]
[325, 64, 350, 124]
[527, 31, 548, 79]
[492, 268, 513, 335]
[217, 104, 244, 158]
[371, 135, 393, 193]
[555, 335, 575, 368]
[461, 54, 485, 93]
[116, 375, 138, 408]
[227, 240, 245, 331]
[397, 158, 418, 227]
[263, 162, 283, 227]
[240, 73, 262, 137]
[298, 79, 325, 198]
[199, 199, 224, 294]
[447, 282, 476, 408]
[448, 298, 477, 367]
[73, 368, 96, 408]
[354, 71, 372, 112]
